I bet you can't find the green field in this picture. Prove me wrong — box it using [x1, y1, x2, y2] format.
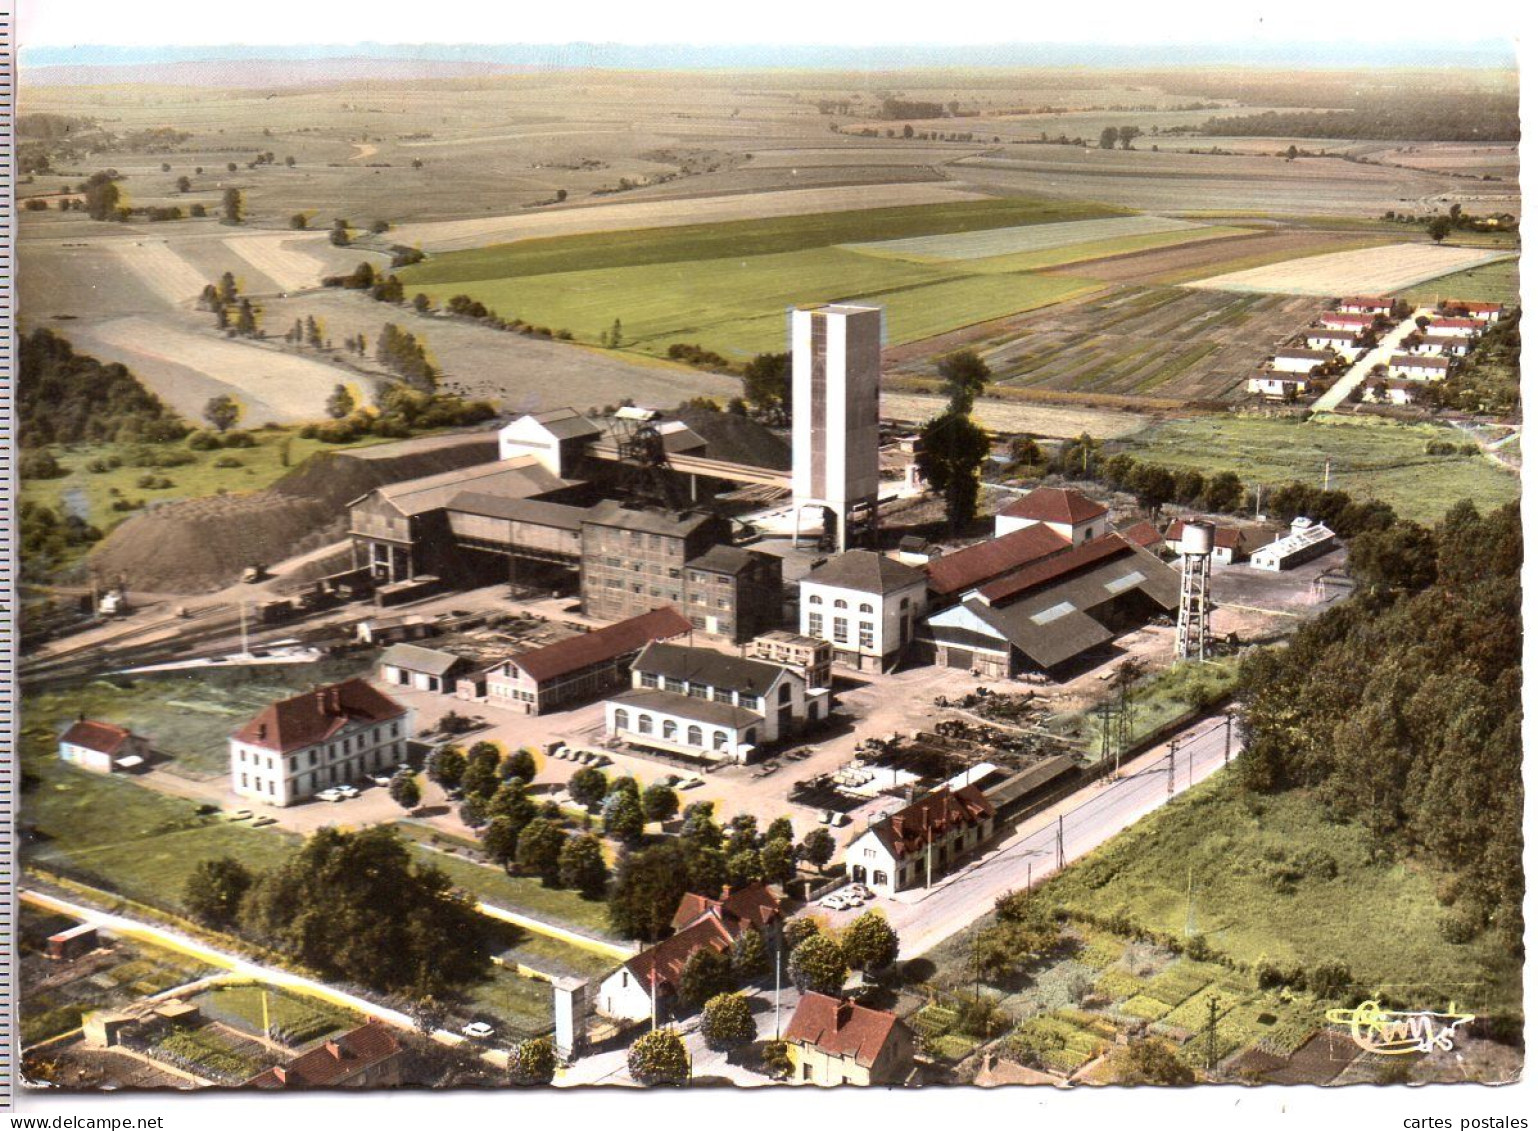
[1041, 777, 1522, 1015]
[23, 428, 392, 550]
[191, 983, 359, 1044]
[1124, 415, 1519, 524]
[1395, 257, 1519, 306]
[459, 965, 556, 1041]
[400, 198, 1119, 360]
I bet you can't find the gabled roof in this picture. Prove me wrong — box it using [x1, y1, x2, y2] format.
[232, 679, 407, 753]
[246, 1022, 402, 1088]
[1430, 317, 1480, 329]
[804, 550, 926, 595]
[975, 534, 1134, 606]
[632, 641, 790, 696]
[445, 493, 588, 529]
[997, 486, 1109, 526]
[1118, 520, 1163, 550]
[868, 785, 995, 861]
[59, 719, 136, 756]
[1164, 519, 1242, 551]
[627, 883, 783, 995]
[687, 544, 764, 576]
[529, 407, 602, 441]
[785, 993, 905, 1068]
[608, 687, 763, 730]
[368, 457, 570, 517]
[925, 524, 1072, 598]
[1273, 348, 1334, 361]
[507, 607, 692, 683]
[671, 881, 783, 935]
[1389, 354, 1450, 369]
[581, 500, 720, 538]
[379, 643, 468, 677]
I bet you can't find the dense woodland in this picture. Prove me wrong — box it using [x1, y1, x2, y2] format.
[1197, 97, 1519, 142]
[19, 329, 187, 447]
[1236, 499, 1522, 954]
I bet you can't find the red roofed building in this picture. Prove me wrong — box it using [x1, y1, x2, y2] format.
[246, 1022, 406, 1089]
[1426, 317, 1482, 338]
[1163, 519, 1246, 565]
[994, 486, 1111, 545]
[1440, 300, 1503, 323]
[229, 679, 412, 807]
[843, 785, 996, 897]
[596, 881, 784, 1022]
[784, 993, 914, 1086]
[1118, 520, 1164, 551]
[1338, 297, 1393, 315]
[58, 719, 151, 774]
[925, 523, 1072, 604]
[481, 605, 692, 714]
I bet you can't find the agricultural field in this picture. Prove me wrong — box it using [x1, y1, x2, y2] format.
[1187, 242, 1515, 296]
[878, 392, 1150, 439]
[1124, 414, 1519, 525]
[843, 214, 1221, 263]
[892, 285, 1324, 403]
[400, 198, 1122, 360]
[1394, 256, 1519, 307]
[190, 984, 359, 1046]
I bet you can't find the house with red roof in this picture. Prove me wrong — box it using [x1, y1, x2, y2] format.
[993, 486, 1110, 545]
[1163, 519, 1247, 565]
[58, 718, 151, 774]
[1440, 300, 1503, 323]
[925, 523, 1072, 607]
[842, 785, 996, 897]
[1426, 317, 1482, 339]
[479, 605, 692, 714]
[229, 679, 412, 807]
[784, 993, 914, 1086]
[246, 1022, 406, 1089]
[596, 881, 784, 1023]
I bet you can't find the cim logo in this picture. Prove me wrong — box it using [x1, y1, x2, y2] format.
[1324, 1000, 1476, 1055]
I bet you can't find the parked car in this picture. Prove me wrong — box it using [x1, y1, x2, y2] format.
[462, 1021, 495, 1041]
[678, 776, 703, 790]
[251, 816, 277, 828]
[315, 788, 345, 803]
[818, 810, 833, 825]
[819, 894, 851, 911]
[335, 784, 361, 799]
[830, 812, 852, 828]
[369, 772, 396, 788]
[224, 809, 253, 822]
[846, 883, 873, 900]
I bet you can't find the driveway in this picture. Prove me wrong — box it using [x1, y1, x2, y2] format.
[1310, 308, 1432, 412]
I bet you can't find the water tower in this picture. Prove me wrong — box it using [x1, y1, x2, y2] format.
[1175, 521, 1215, 661]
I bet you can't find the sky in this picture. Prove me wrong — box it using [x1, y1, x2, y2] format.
[16, 0, 1524, 68]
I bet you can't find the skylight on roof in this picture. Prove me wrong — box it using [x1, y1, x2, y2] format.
[1104, 571, 1146, 595]
[1030, 601, 1076, 625]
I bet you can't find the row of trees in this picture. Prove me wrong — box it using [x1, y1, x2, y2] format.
[376, 323, 437, 391]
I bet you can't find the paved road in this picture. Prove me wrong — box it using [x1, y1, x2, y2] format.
[841, 712, 1240, 958]
[1310, 309, 1431, 412]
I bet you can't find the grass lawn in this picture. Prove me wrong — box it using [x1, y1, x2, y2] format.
[1040, 776, 1523, 1016]
[21, 656, 376, 778]
[22, 427, 393, 544]
[457, 965, 555, 1041]
[400, 196, 1118, 361]
[1395, 257, 1519, 307]
[1123, 414, 1519, 525]
[395, 827, 616, 939]
[1050, 658, 1241, 759]
[860, 225, 1252, 275]
[190, 983, 358, 1044]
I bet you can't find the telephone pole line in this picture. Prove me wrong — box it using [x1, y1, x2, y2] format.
[1167, 737, 1178, 797]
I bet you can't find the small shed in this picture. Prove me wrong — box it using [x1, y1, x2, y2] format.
[379, 643, 471, 693]
[47, 922, 100, 961]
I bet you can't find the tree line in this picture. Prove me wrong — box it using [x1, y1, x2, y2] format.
[19, 329, 187, 447]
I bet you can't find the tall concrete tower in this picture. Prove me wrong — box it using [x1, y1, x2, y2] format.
[790, 303, 882, 552]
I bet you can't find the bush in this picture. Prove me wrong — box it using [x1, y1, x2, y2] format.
[19, 451, 66, 479]
[220, 430, 257, 449]
[187, 430, 222, 451]
[212, 455, 244, 469]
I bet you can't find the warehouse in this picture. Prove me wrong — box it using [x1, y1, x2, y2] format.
[925, 534, 1178, 679]
[1249, 518, 1336, 571]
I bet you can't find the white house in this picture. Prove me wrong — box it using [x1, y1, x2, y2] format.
[1338, 297, 1393, 316]
[1163, 520, 1245, 565]
[58, 719, 150, 774]
[596, 883, 783, 1022]
[1250, 518, 1336, 572]
[229, 679, 413, 807]
[1304, 329, 1359, 352]
[1270, 348, 1333, 374]
[1442, 301, 1502, 323]
[993, 486, 1110, 546]
[1425, 318, 1482, 339]
[497, 407, 601, 476]
[843, 785, 997, 898]
[1365, 380, 1417, 406]
[603, 642, 830, 762]
[1319, 313, 1376, 333]
[378, 643, 472, 693]
[1248, 374, 1310, 400]
[799, 550, 928, 672]
[1387, 354, 1451, 381]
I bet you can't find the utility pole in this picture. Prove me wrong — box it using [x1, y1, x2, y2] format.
[239, 600, 249, 658]
[773, 938, 782, 1039]
[1223, 711, 1233, 765]
[1098, 700, 1113, 767]
[1027, 861, 1032, 892]
[1167, 737, 1178, 797]
[1205, 995, 1220, 1072]
[1323, 458, 1332, 491]
[1055, 815, 1064, 871]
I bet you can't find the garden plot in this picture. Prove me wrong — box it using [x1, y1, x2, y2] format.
[1187, 243, 1514, 296]
[844, 214, 1205, 262]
